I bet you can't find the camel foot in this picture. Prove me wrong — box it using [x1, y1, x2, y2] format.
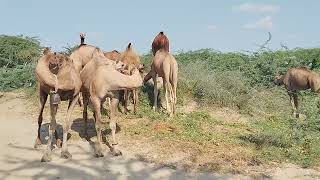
[293, 112, 299, 118]
[152, 106, 156, 111]
[34, 138, 42, 148]
[111, 145, 122, 156]
[61, 150, 72, 159]
[41, 152, 52, 162]
[94, 143, 104, 158]
[56, 139, 62, 148]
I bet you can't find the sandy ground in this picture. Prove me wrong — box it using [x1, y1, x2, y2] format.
[0, 93, 319, 180]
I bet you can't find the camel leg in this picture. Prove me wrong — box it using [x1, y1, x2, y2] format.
[82, 92, 89, 139]
[133, 89, 138, 114]
[124, 90, 129, 114]
[293, 93, 299, 118]
[61, 95, 79, 159]
[91, 95, 104, 157]
[289, 92, 298, 118]
[110, 94, 122, 156]
[41, 98, 58, 162]
[163, 80, 170, 113]
[34, 90, 48, 148]
[153, 75, 158, 110]
[168, 83, 174, 117]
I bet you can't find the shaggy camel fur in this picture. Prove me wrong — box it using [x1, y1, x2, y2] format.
[274, 67, 320, 117]
[80, 55, 142, 157]
[152, 31, 169, 56]
[34, 48, 81, 162]
[118, 43, 144, 114]
[104, 50, 121, 61]
[144, 50, 178, 116]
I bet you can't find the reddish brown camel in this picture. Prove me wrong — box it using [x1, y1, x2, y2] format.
[144, 50, 178, 116]
[274, 67, 320, 118]
[152, 31, 169, 56]
[34, 48, 81, 162]
[80, 54, 143, 157]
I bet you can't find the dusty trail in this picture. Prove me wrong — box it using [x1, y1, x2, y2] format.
[0, 93, 319, 180]
[0, 94, 235, 180]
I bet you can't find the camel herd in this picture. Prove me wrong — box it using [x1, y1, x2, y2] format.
[33, 31, 320, 162]
[34, 32, 178, 162]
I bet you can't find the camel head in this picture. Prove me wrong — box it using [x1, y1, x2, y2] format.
[48, 53, 72, 75]
[273, 74, 284, 86]
[43, 47, 51, 55]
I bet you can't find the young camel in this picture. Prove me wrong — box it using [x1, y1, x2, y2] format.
[152, 31, 169, 56]
[274, 67, 320, 118]
[144, 50, 178, 116]
[118, 43, 144, 114]
[80, 55, 142, 157]
[35, 48, 81, 162]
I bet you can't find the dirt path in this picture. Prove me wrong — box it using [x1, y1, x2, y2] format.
[0, 94, 242, 180]
[0, 93, 319, 180]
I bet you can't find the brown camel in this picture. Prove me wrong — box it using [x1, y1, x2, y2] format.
[34, 48, 82, 162]
[104, 50, 121, 61]
[274, 67, 320, 117]
[152, 31, 169, 56]
[118, 43, 144, 114]
[144, 50, 178, 116]
[80, 55, 143, 157]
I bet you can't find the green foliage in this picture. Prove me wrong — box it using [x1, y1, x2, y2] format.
[0, 35, 41, 68]
[0, 35, 41, 91]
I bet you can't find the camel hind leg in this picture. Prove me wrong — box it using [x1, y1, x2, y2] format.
[289, 92, 299, 118]
[82, 92, 90, 139]
[153, 74, 158, 110]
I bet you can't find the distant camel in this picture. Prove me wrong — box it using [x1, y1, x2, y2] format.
[80, 54, 142, 157]
[34, 48, 81, 162]
[144, 50, 178, 116]
[274, 67, 320, 117]
[118, 43, 144, 114]
[104, 50, 121, 61]
[152, 31, 169, 56]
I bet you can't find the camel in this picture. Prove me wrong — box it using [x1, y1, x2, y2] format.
[34, 48, 81, 162]
[80, 55, 143, 157]
[118, 43, 144, 114]
[104, 50, 121, 61]
[152, 31, 169, 56]
[144, 50, 178, 116]
[274, 67, 320, 118]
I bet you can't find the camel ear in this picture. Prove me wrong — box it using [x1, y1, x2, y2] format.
[127, 43, 132, 50]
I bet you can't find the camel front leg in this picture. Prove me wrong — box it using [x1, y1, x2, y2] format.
[110, 94, 122, 156]
[124, 90, 129, 114]
[91, 95, 104, 157]
[35, 90, 48, 148]
[289, 92, 298, 118]
[153, 75, 158, 110]
[61, 95, 79, 159]
[133, 89, 138, 114]
[41, 98, 58, 162]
